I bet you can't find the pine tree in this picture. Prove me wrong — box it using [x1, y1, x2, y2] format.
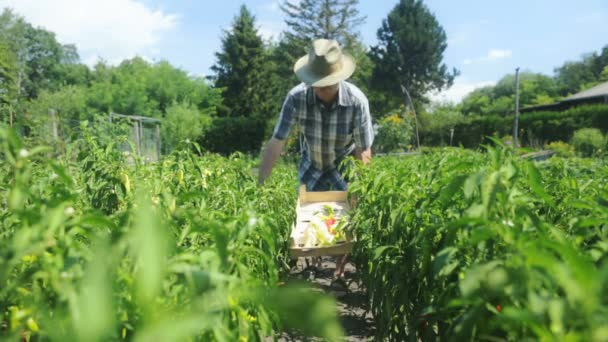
[211, 5, 273, 119]
[280, 0, 366, 49]
[370, 0, 458, 115]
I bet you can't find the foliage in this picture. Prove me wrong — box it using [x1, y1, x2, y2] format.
[571, 128, 606, 157]
[373, 108, 414, 153]
[422, 104, 608, 148]
[0, 9, 83, 100]
[460, 72, 560, 116]
[0, 125, 343, 341]
[545, 141, 575, 158]
[419, 102, 465, 146]
[199, 116, 267, 155]
[212, 5, 274, 121]
[554, 45, 608, 95]
[161, 102, 213, 153]
[369, 0, 458, 116]
[349, 145, 608, 341]
[280, 0, 366, 49]
[0, 37, 17, 107]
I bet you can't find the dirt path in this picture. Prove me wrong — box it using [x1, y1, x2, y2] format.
[277, 257, 375, 341]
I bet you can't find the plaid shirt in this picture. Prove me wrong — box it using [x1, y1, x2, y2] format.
[272, 81, 374, 191]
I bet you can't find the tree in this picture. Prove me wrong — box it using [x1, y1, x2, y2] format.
[0, 9, 85, 99]
[554, 45, 608, 95]
[460, 72, 559, 116]
[280, 0, 366, 49]
[0, 38, 17, 106]
[369, 0, 458, 116]
[162, 102, 213, 152]
[211, 5, 273, 119]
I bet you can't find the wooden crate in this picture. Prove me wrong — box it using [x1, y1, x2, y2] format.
[289, 185, 354, 258]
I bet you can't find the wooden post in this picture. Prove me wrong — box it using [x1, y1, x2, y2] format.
[513, 67, 520, 148]
[449, 128, 454, 146]
[49, 108, 58, 140]
[401, 84, 421, 150]
[133, 120, 141, 153]
[156, 123, 161, 161]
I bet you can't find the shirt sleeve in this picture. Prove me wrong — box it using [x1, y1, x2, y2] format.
[272, 94, 297, 140]
[353, 97, 374, 150]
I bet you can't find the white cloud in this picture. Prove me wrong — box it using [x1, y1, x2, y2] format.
[261, 0, 300, 12]
[463, 48, 512, 65]
[428, 77, 496, 104]
[258, 21, 285, 42]
[448, 31, 468, 45]
[487, 49, 512, 60]
[3, 0, 177, 66]
[262, 1, 281, 12]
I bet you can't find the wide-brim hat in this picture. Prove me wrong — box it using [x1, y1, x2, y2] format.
[294, 39, 356, 87]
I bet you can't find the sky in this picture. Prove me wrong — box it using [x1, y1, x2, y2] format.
[2, 0, 608, 103]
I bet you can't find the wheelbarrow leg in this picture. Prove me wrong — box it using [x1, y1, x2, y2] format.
[334, 254, 348, 278]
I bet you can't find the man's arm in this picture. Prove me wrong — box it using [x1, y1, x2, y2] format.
[353, 147, 372, 165]
[258, 138, 286, 185]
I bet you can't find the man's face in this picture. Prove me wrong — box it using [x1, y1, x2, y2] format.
[313, 84, 339, 105]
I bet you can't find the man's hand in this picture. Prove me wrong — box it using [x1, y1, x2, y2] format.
[354, 147, 372, 165]
[258, 138, 286, 185]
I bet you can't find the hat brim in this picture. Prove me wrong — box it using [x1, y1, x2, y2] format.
[293, 53, 356, 87]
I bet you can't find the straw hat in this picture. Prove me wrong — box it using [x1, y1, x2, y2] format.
[294, 39, 356, 87]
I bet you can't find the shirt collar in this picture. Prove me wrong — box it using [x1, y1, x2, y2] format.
[306, 81, 356, 107]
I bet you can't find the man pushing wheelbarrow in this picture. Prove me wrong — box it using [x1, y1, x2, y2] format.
[258, 38, 374, 290]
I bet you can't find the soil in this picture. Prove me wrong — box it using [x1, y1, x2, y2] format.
[274, 257, 375, 341]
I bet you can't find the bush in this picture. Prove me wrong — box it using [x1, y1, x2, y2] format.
[199, 116, 267, 155]
[421, 104, 608, 148]
[374, 108, 414, 153]
[570, 128, 605, 157]
[545, 141, 575, 157]
[162, 102, 212, 152]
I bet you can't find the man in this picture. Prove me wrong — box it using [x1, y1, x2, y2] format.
[258, 38, 374, 190]
[258, 39, 374, 282]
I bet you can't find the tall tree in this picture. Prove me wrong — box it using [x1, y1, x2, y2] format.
[369, 0, 458, 116]
[0, 38, 17, 106]
[211, 5, 273, 119]
[554, 45, 608, 96]
[0, 9, 85, 99]
[460, 72, 560, 116]
[280, 0, 366, 49]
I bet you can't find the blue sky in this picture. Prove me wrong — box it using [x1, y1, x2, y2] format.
[3, 0, 608, 102]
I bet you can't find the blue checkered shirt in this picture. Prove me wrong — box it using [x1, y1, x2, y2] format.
[272, 81, 374, 191]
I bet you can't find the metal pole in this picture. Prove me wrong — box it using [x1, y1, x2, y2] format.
[49, 108, 58, 140]
[450, 128, 454, 146]
[401, 84, 421, 150]
[156, 123, 161, 160]
[513, 67, 520, 148]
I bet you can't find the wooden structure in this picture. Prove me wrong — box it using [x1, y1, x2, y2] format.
[109, 113, 161, 162]
[289, 185, 354, 258]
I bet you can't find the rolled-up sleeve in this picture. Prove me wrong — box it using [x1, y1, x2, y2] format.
[353, 98, 374, 150]
[272, 94, 296, 140]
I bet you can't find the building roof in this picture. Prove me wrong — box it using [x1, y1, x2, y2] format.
[564, 81, 608, 102]
[520, 81, 608, 113]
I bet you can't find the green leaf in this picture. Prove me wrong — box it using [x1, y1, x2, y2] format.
[526, 161, 555, 207]
[439, 174, 467, 204]
[432, 247, 458, 277]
